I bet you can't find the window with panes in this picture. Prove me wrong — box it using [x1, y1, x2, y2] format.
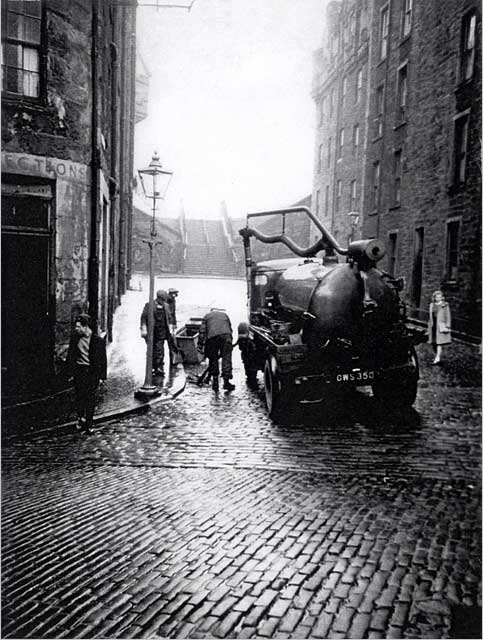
[319, 96, 326, 125]
[393, 149, 402, 205]
[454, 113, 469, 184]
[388, 232, 398, 276]
[372, 161, 380, 209]
[341, 77, 347, 112]
[2, 0, 42, 98]
[325, 185, 330, 215]
[336, 180, 342, 212]
[461, 11, 476, 81]
[353, 123, 360, 154]
[446, 220, 460, 280]
[380, 6, 389, 59]
[349, 179, 358, 211]
[337, 128, 344, 159]
[355, 68, 363, 103]
[402, 0, 412, 38]
[374, 84, 384, 138]
[397, 64, 408, 119]
[318, 143, 323, 172]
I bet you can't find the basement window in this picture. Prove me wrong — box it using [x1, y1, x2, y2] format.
[2, 1, 41, 98]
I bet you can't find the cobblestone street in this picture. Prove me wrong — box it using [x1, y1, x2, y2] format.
[2, 281, 481, 639]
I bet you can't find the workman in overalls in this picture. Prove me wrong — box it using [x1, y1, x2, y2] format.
[140, 289, 172, 376]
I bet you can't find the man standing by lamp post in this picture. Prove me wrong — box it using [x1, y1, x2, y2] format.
[134, 152, 173, 399]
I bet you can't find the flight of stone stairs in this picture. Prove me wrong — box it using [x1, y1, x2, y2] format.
[183, 219, 241, 277]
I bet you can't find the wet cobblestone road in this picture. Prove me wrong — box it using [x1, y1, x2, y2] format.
[2, 325, 481, 638]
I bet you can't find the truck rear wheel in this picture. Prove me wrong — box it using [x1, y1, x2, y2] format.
[372, 349, 419, 409]
[264, 356, 288, 421]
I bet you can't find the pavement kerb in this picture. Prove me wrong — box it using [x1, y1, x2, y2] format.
[2, 364, 187, 441]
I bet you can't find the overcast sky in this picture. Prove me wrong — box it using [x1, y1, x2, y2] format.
[135, 0, 327, 219]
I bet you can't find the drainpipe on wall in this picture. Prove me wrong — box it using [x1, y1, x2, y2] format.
[108, 41, 119, 341]
[88, 0, 100, 329]
[126, 23, 137, 289]
[360, 0, 375, 238]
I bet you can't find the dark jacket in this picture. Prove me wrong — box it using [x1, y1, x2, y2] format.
[202, 310, 232, 341]
[140, 300, 171, 338]
[167, 297, 177, 325]
[66, 333, 107, 379]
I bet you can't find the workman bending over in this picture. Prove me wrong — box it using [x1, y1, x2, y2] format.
[200, 308, 235, 392]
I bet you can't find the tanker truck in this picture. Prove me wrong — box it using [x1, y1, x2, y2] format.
[237, 206, 426, 420]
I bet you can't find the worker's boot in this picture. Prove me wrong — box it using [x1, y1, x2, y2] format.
[212, 376, 219, 392]
[223, 378, 235, 392]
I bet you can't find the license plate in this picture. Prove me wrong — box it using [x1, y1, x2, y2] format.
[335, 370, 375, 384]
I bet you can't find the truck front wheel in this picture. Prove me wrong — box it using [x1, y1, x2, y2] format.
[264, 357, 288, 421]
[238, 322, 258, 386]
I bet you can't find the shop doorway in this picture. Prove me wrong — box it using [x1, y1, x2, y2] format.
[1, 182, 54, 400]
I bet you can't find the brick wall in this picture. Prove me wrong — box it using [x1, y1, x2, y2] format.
[1, 0, 137, 395]
[311, 0, 371, 249]
[312, 0, 481, 339]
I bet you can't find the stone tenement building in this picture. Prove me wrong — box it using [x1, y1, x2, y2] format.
[1, 0, 138, 400]
[312, 0, 481, 339]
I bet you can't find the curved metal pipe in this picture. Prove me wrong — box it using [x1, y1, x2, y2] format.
[243, 206, 348, 257]
[240, 226, 328, 258]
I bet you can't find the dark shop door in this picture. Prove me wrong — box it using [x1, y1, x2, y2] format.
[2, 192, 53, 399]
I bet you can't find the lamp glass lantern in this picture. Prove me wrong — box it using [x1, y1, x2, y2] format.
[138, 152, 173, 206]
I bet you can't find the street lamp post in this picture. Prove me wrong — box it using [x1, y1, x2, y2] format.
[135, 152, 173, 399]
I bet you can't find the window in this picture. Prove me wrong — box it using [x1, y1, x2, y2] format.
[380, 6, 389, 60]
[325, 185, 330, 216]
[315, 189, 321, 215]
[2, 1, 41, 97]
[446, 219, 460, 280]
[331, 31, 338, 59]
[318, 143, 323, 172]
[341, 77, 347, 111]
[393, 149, 402, 205]
[388, 232, 398, 276]
[453, 112, 470, 184]
[350, 11, 358, 46]
[349, 179, 358, 211]
[372, 161, 380, 210]
[337, 128, 344, 159]
[353, 123, 360, 154]
[330, 87, 335, 117]
[402, 0, 412, 38]
[374, 84, 384, 138]
[461, 11, 476, 81]
[327, 137, 332, 167]
[412, 227, 424, 307]
[319, 96, 326, 125]
[355, 68, 363, 103]
[336, 180, 342, 212]
[397, 64, 408, 120]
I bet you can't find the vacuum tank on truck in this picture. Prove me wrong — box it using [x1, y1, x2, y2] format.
[237, 206, 426, 420]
